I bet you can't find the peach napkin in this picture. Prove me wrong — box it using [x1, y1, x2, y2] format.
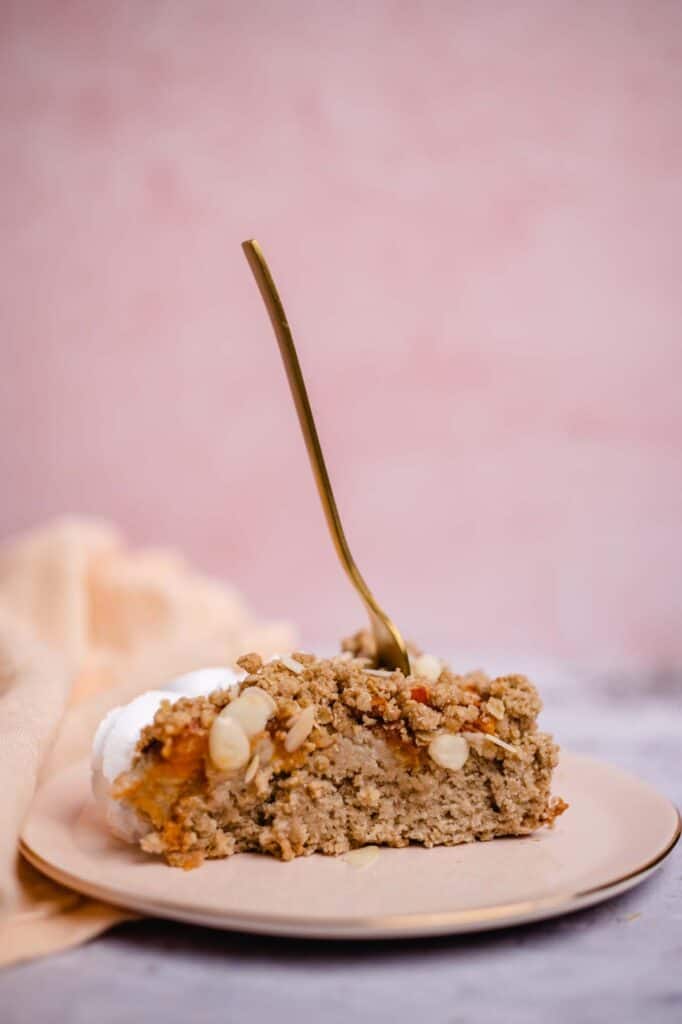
[0, 519, 294, 966]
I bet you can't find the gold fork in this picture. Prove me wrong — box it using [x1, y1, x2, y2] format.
[242, 239, 410, 675]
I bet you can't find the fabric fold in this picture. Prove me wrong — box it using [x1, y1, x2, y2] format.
[0, 519, 294, 966]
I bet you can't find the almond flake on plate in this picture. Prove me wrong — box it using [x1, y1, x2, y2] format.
[342, 846, 380, 869]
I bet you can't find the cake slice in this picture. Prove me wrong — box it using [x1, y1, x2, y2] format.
[102, 634, 566, 867]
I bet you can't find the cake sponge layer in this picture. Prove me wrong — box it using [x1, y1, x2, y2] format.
[113, 645, 566, 867]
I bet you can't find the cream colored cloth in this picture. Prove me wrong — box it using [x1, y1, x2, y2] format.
[0, 519, 294, 966]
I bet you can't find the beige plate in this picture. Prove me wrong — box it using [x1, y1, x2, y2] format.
[20, 754, 680, 940]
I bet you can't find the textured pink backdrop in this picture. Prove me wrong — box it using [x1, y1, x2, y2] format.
[1, 2, 681, 664]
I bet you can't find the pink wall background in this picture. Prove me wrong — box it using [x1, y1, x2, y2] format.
[1, 2, 681, 664]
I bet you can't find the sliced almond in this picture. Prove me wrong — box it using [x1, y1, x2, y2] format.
[239, 685, 277, 716]
[284, 705, 316, 753]
[209, 715, 250, 771]
[413, 654, 443, 683]
[342, 846, 380, 869]
[428, 732, 469, 771]
[462, 731, 519, 756]
[220, 694, 271, 737]
[486, 697, 505, 720]
[256, 735, 274, 765]
[244, 753, 260, 784]
[279, 655, 305, 675]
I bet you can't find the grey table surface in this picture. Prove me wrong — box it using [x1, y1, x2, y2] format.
[1, 660, 680, 1024]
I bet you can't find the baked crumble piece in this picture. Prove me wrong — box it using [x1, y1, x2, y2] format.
[108, 633, 566, 867]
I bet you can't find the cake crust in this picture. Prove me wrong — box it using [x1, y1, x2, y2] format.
[114, 640, 566, 867]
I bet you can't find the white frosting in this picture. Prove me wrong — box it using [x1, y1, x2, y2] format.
[165, 666, 243, 698]
[91, 667, 241, 842]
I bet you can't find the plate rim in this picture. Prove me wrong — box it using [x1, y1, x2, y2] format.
[19, 754, 681, 939]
